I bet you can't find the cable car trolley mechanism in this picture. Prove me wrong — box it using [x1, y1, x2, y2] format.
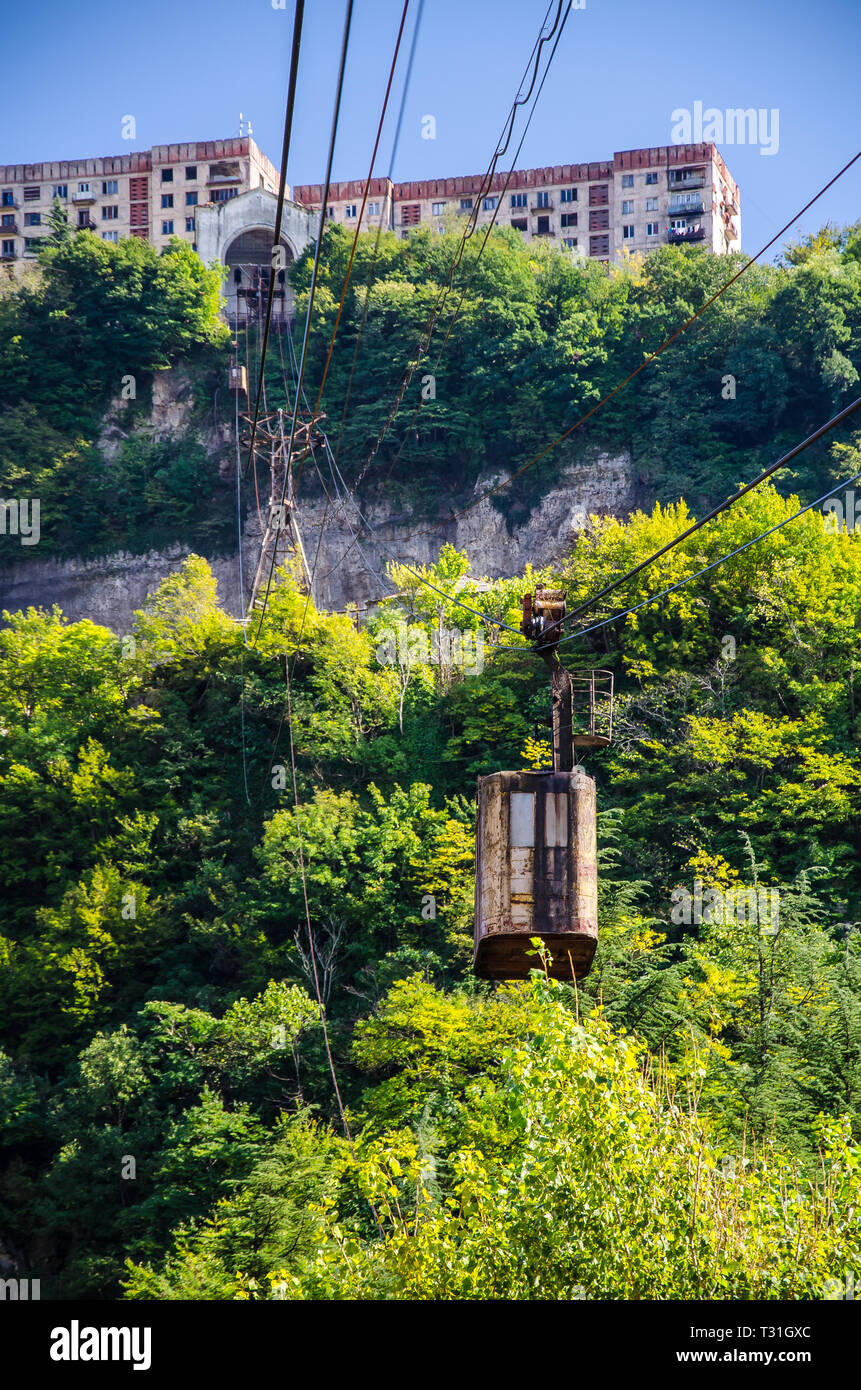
[473, 587, 613, 983]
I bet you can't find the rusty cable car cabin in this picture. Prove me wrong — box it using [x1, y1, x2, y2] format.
[473, 588, 613, 983]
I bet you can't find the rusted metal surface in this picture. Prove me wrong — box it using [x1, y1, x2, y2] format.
[473, 769, 598, 981]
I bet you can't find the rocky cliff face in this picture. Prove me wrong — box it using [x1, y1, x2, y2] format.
[0, 367, 637, 632]
[300, 451, 636, 613]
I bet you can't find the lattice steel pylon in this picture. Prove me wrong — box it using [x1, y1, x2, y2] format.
[241, 407, 318, 613]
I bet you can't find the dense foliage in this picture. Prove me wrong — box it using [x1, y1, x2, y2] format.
[288, 218, 861, 517]
[2, 223, 861, 1300]
[2, 465, 860, 1296]
[0, 233, 229, 556]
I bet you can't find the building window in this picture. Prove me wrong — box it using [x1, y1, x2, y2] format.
[24, 186, 40, 201]
[622, 224, 635, 240]
[161, 169, 174, 182]
[1, 214, 14, 227]
[535, 215, 551, 236]
[459, 197, 473, 210]
[185, 191, 198, 206]
[432, 201, 446, 216]
[482, 196, 498, 211]
[52, 184, 68, 199]
[212, 188, 238, 203]
[510, 192, 527, 209]
[1, 240, 16, 257]
[560, 187, 577, 203]
[185, 166, 197, 180]
[161, 194, 174, 209]
[1, 191, 14, 207]
[645, 197, 658, 212]
[78, 182, 90, 194]
[101, 206, 118, 220]
[563, 237, 578, 248]
[646, 222, 660, 236]
[345, 204, 357, 217]
[101, 230, 119, 242]
[622, 200, 634, 215]
[162, 220, 174, 234]
[589, 207, 610, 231]
[401, 203, 421, 226]
[185, 216, 195, 231]
[102, 179, 118, 196]
[24, 212, 41, 227]
[24, 237, 41, 253]
[368, 201, 380, 215]
[645, 171, 658, 185]
[561, 212, 578, 228]
[77, 211, 90, 227]
[511, 218, 527, 231]
[589, 234, 610, 258]
[621, 174, 634, 188]
[535, 190, 550, 208]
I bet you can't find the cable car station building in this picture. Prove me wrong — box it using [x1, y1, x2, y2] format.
[196, 189, 315, 326]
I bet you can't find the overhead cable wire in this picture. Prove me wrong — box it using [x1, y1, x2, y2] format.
[558, 393, 861, 629]
[328, 0, 427, 473]
[248, 0, 356, 647]
[289, 0, 413, 495]
[546, 467, 861, 654]
[244, 0, 306, 477]
[347, 0, 570, 494]
[380, 0, 574, 488]
[391, 146, 861, 543]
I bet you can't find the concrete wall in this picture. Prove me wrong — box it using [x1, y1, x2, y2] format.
[195, 189, 317, 270]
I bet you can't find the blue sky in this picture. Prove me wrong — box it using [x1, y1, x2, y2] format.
[4, 0, 860, 257]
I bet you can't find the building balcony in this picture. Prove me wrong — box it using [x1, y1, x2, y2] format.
[0, 220, 19, 235]
[1, 199, 20, 211]
[207, 174, 242, 186]
[668, 200, 704, 216]
[531, 201, 553, 213]
[667, 224, 706, 243]
[72, 189, 96, 204]
[668, 173, 705, 191]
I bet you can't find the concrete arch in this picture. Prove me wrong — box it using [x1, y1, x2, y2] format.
[195, 188, 317, 324]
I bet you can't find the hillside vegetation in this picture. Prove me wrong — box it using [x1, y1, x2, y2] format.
[1, 223, 860, 1300]
[3, 220, 861, 559]
[2, 479, 860, 1296]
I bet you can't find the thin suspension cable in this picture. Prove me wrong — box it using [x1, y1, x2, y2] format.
[244, 0, 306, 475]
[235, 387, 252, 799]
[319, 396, 861, 651]
[290, 0, 413, 494]
[391, 146, 861, 543]
[282, 653, 355, 1142]
[380, 0, 572, 488]
[329, 0, 426, 472]
[249, 0, 355, 647]
[544, 468, 861, 653]
[560, 393, 861, 629]
[348, 0, 569, 493]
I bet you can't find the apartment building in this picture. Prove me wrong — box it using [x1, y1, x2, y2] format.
[0, 137, 280, 264]
[294, 143, 741, 262]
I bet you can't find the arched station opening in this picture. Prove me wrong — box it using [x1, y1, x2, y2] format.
[223, 227, 295, 328]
